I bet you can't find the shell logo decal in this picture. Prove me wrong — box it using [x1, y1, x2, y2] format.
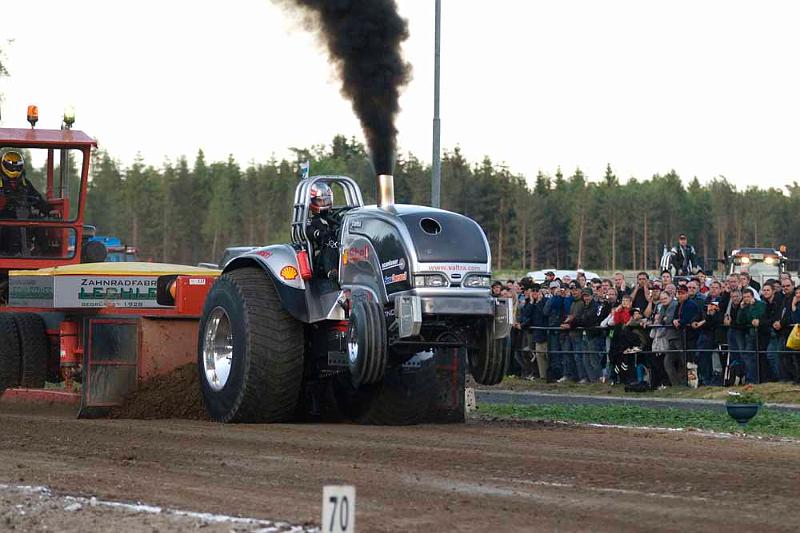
[280, 266, 299, 281]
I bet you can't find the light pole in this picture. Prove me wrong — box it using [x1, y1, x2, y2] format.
[431, 0, 442, 208]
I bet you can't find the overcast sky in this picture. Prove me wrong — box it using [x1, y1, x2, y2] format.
[2, 0, 799, 189]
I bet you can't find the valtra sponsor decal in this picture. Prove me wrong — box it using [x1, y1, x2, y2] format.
[428, 264, 482, 272]
[255, 250, 272, 259]
[280, 266, 299, 280]
[381, 258, 406, 271]
[383, 272, 408, 285]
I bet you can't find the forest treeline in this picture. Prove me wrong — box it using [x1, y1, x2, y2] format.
[77, 135, 800, 271]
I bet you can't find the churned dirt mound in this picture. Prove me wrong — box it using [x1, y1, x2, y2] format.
[110, 363, 209, 420]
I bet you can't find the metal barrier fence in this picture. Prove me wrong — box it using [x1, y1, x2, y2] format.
[503, 324, 800, 386]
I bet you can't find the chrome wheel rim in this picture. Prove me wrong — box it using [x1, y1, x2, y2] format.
[347, 320, 359, 366]
[202, 306, 233, 392]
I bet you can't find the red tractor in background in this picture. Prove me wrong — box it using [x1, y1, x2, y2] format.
[0, 107, 218, 415]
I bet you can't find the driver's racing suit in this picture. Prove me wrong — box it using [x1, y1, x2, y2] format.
[308, 211, 340, 280]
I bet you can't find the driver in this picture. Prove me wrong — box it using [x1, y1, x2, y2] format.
[0, 151, 49, 218]
[307, 181, 340, 281]
[0, 150, 50, 256]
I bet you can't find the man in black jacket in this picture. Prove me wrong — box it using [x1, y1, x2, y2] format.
[762, 281, 785, 381]
[693, 299, 723, 385]
[670, 234, 698, 276]
[777, 278, 797, 381]
[518, 284, 549, 380]
[571, 287, 602, 382]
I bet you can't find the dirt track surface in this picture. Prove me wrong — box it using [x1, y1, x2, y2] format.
[0, 407, 799, 532]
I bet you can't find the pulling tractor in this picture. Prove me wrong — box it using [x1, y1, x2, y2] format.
[0, 109, 218, 415]
[172, 172, 512, 425]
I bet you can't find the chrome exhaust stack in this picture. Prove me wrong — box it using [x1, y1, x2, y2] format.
[377, 174, 395, 211]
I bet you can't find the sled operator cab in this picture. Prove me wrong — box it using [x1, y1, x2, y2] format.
[187, 173, 513, 425]
[0, 107, 108, 303]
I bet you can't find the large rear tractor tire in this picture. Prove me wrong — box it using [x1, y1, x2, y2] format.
[468, 319, 505, 385]
[197, 267, 304, 423]
[0, 314, 21, 392]
[335, 350, 438, 425]
[346, 299, 387, 387]
[14, 313, 49, 388]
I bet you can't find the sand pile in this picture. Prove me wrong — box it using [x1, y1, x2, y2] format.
[110, 363, 209, 420]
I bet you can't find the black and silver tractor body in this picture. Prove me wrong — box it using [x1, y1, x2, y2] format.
[196, 174, 511, 425]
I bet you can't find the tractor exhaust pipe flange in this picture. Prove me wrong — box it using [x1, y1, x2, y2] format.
[378, 174, 395, 210]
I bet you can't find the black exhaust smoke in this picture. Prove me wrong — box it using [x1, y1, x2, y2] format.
[274, 0, 411, 175]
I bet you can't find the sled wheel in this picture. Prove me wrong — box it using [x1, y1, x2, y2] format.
[197, 267, 304, 423]
[468, 319, 505, 385]
[0, 314, 22, 392]
[346, 298, 387, 387]
[14, 313, 49, 388]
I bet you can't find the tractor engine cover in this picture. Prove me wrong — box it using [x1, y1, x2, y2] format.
[339, 205, 491, 303]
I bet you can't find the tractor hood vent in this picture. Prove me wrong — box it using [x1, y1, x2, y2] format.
[399, 210, 488, 264]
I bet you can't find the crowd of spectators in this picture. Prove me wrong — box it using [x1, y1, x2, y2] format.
[491, 262, 800, 389]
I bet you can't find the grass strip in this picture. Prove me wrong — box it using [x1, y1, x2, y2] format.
[478, 403, 800, 439]
[486, 377, 800, 405]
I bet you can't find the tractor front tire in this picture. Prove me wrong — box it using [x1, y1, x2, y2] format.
[0, 314, 21, 392]
[468, 319, 505, 385]
[346, 299, 387, 387]
[14, 313, 49, 388]
[197, 267, 304, 423]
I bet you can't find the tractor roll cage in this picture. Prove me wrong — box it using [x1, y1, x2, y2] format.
[290, 175, 364, 252]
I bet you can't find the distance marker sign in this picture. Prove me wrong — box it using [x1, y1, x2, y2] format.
[322, 485, 355, 533]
